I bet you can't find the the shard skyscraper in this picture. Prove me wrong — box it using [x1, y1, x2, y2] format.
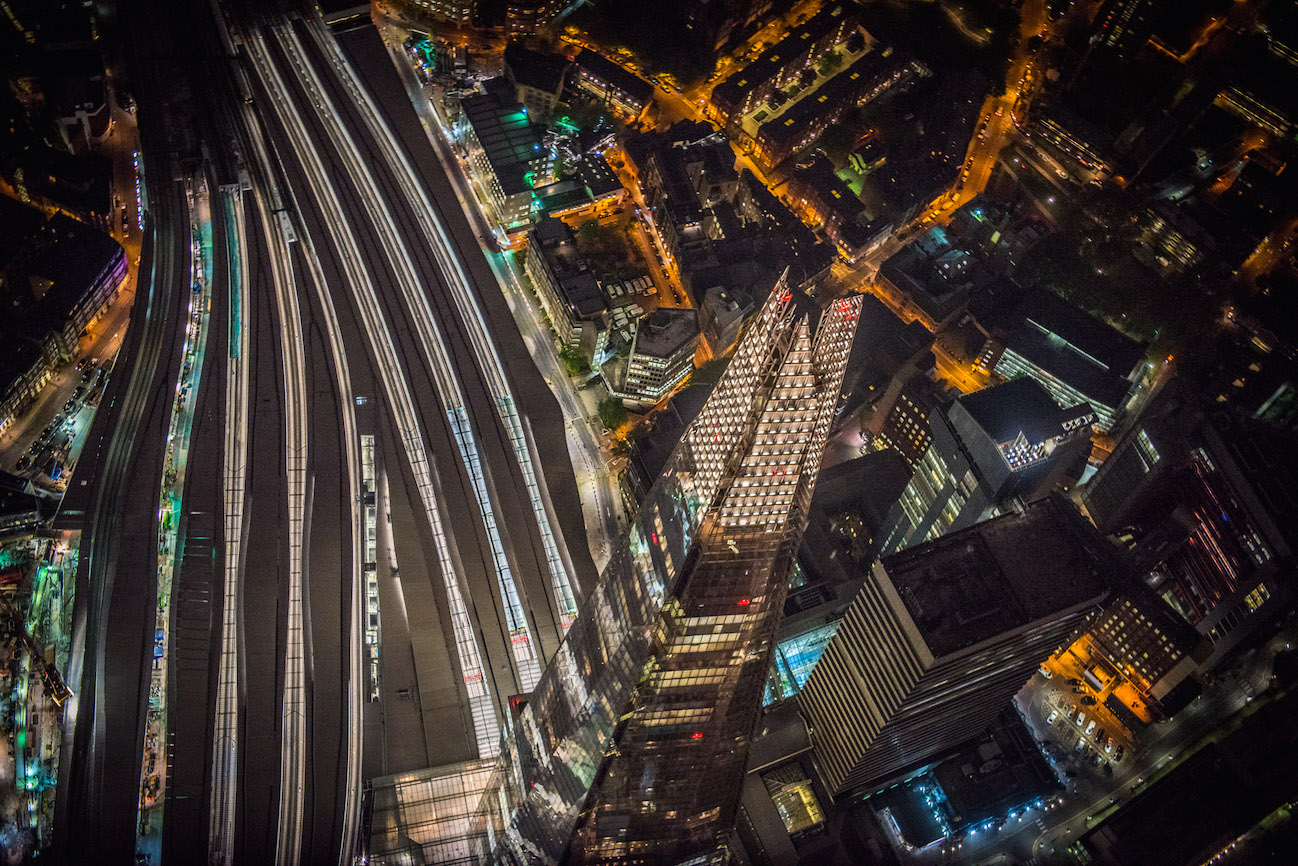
[474, 276, 861, 864]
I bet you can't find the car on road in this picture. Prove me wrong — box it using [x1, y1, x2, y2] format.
[15, 456, 30, 472]
[75, 358, 88, 371]
[64, 399, 76, 413]
[73, 385, 86, 399]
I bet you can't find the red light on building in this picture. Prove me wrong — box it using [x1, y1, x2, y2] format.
[690, 732, 703, 739]
[737, 598, 751, 606]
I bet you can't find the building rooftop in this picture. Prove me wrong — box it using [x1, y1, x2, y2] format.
[957, 377, 1078, 446]
[530, 216, 606, 318]
[632, 307, 699, 360]
[882, 496, 1110, 657]
[504, 43, 568, 94]
[1001, 287, 1147, 410]
[461, 82, 545, 196]
[759, 48, 902, 151]
[712, 1, 859, 110]
[577, 153, 624, 199]
[0, 196, 46, 267]
[1, 213, 124, 340]
[794, 155, 868, 225]
[573, 49, 654, 107]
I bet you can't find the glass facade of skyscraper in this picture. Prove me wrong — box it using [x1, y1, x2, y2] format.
[472, 281, 860, 864]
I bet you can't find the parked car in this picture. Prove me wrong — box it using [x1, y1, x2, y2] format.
[1081, 695, 1097, 705]
[1046, 711, 1058, 725]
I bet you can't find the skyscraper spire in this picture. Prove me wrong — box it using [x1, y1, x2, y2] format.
[474, 275, 861, 865]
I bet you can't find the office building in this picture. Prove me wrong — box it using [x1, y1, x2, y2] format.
[801, 495, 1110, 797]
[877, 377, 1094, 555]
[455, 79, 551, 233]
[474, 281, 862, 864]
[619, 307, 700, 405]
[979, 287, 1147, 433]
[1083, 592, 1199, 706]
[1082, 382, 1297, 669]
[523, 216, 606, 347]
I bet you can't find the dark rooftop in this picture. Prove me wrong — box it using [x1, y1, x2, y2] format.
[1001, 287, 1147, 409]
[632, 307, 699, 359]
[577, 153, 624, 199]
[461, 81, 545, 196]
[759, 48, 905, 150]
[503, 44, 568, 94]
[794, 155, 867, 224]
[0, 196, 46, 266]
[573, 49, 653, 107]
[883, 495, 1110, 657]
[712, 1, 859, 110]
[530, 216, 606, 318]
[957, 377, 1075, 446]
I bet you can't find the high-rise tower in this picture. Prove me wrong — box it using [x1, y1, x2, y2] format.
[473, 278, 860, 864]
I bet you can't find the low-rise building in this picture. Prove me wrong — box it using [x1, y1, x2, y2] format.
[571, 49, 654, 119]
[697, 286, 752, 359]
[749, 49, 920, 170]
[711, 2, 860, 126]
[455, 78, 551, 233]
[787, 155, 892, 262]
[878, 226, 987, 328]
[523, 216, 607, 347]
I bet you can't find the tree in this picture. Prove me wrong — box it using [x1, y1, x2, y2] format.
[597, 397, 628, 430]
[559, 344, 588, 376]
[817, 51, 843, 78]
